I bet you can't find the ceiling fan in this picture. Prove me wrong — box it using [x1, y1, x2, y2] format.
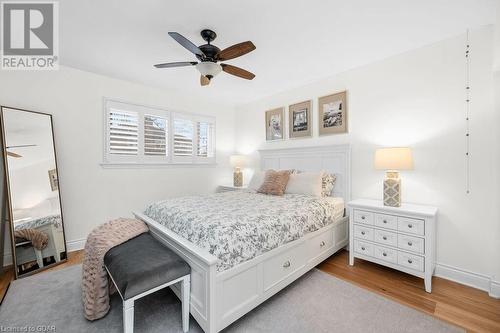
[6, 144, 37, 158]
[154, 29, 256, 86]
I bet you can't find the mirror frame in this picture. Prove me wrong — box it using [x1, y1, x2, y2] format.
[0, 106, 68, 279]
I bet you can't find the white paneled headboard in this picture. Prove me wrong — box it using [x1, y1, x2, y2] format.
[258, 144, 351, 202]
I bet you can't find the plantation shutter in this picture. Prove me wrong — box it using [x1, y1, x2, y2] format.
[108, 109, 139, 155]
[196, 121, 215, 158]
[173, 118, 194, 157]
[144, 115, 167, 156]
[104, 99, 215, 165]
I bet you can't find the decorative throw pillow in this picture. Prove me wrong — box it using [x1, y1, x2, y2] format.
[257, 170, 291, 196]
[322, 173, 337, 197]
[248, 169, 296, 191]
[248, 170, 266, 191]
[285, 172, 323, 196]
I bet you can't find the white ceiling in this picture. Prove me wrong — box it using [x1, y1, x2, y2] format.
[59, 0, 497, 106]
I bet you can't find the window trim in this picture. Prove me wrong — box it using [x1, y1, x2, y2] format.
[102, 98, 216, 167]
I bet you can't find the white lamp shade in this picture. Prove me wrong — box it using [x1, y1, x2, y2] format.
[230, 155, 246, 168]
[374, 147, 413, 170]
[196, 62, 222, 78]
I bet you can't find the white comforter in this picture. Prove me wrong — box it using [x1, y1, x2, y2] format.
[143, 191, 344, 272]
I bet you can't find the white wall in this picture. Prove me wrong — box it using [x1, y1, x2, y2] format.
[1, 66, 235, 262]
[495, 0, 500, 71]
[9, 158, 57, 211]
[235, 26, 500, 292]
[493, 0, 500, 287]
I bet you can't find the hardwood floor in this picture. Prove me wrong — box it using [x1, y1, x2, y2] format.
[318, 250, 500, 333]
[1, 249, 499, 332]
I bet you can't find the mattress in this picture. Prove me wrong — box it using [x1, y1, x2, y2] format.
[143, 191, 344, 272]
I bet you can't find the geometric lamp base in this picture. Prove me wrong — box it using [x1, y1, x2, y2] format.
[233, 169, 243, 187]
[383, 171, 401, 207]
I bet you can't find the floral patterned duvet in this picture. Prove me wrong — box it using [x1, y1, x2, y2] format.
[14, 214, 62, 231]
[143, 191, 344, 272]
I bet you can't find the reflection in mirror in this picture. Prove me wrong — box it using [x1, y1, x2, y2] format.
[1, 107, 67, 278]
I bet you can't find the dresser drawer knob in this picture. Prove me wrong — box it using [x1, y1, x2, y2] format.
[361, 247, 366, 251]
[320, 241, 326, 247]
[382, 236, 387, 240]
[382, 252, 387, 257]
[408, 241, 413, 246]
[408, 259, 413, 264]
[283, 260, 291, 268]
[361, 216, 366, 220]
[383, 220, 387, 224]
[361, 231, 365, 235]
[408, 224, 413, 229]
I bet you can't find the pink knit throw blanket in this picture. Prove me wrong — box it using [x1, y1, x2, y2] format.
[82, 218, 149, 320]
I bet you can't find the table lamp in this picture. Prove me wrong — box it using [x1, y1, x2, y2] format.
[230, 155, 246, 187]
[374, 147, 413, 207]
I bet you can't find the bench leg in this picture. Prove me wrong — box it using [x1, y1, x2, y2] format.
[35, 249, 44, 268]
[123, 299, 134, 333]
[181, 275, 190, 333]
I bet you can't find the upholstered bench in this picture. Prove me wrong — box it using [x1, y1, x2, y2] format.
[104, 233, 191, 333]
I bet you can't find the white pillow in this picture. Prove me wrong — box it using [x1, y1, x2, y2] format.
[248, 170, 266, 191]
[285, 171, 323, 196]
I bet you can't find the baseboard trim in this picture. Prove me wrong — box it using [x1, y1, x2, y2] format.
[489, 280, 500, 299]
[435, 262, 499, 298]
[3, 251, 12, 267]
[66, 238, 86, 252]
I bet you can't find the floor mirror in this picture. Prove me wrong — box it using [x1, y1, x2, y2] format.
[1, 106, 67, 279]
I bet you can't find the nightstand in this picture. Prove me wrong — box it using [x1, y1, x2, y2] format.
[347, 199, 438, 292]
[216, 185, 248, 193]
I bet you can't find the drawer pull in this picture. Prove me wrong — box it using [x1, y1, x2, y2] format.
[408, 224, 413, 229]
[382, 252, 387, 257]
[361, 231, 365, 235]
[283, 260, 291, 268]
[408, 259, 413, 264]
[320, 241, 326, 247]
[361, 247, 366, 251]
[361, 216, 366, 220]
[382, 236, 387, 240]
[408, 241, 413, 246]
[383, 220, 387, 224]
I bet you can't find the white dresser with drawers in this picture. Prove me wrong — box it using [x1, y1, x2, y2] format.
[347, 199, 438, 292]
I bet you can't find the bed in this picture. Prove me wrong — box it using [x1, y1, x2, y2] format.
[133, 144, 351, 333]
[13, 200, 66, 269]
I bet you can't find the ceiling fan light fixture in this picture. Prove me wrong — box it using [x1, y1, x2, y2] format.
[196, 62, 222, 79]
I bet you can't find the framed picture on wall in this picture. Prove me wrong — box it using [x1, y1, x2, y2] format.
[289, 100, 312, 138]
[48, 169, 58, 191]
[265, 107, 285, 141]
[318, 91, 348, 135]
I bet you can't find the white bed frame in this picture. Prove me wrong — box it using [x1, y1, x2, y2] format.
[134, 144, 351, 333]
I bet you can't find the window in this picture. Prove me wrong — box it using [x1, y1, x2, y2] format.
[104, 99, 215, 165]
[173, 118, 193, 157]
[108, 110, 138, 155]
[197, 121, 214, 158]
[144, 115, 167, 156]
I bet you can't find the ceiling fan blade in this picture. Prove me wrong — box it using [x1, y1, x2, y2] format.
[221, 64, 255, 80]
[218, 41, 256, 61]
[7, 151, 21, 158]
[168, 32, 204, 57]
[200, 75, 210, 86]
[6, 144, 36, 148]
[154, 61, 197, 68]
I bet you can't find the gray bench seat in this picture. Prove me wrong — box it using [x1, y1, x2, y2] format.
[104, 232, 191, 333]
[104, 233, 190, 300]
